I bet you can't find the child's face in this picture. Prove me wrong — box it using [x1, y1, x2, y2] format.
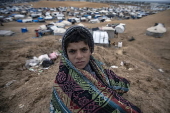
[66, 41, 91, 69]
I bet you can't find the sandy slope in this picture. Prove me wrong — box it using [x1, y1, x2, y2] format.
[0, 1, 170, 113]
[19, 1, 110, 8]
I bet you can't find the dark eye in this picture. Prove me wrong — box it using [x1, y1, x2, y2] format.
[68, 50, 76, 54]
[81, 48, 88, 52]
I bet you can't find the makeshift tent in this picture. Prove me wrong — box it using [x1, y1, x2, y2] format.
[68, 18, 80, 23]
[45, 15, 53, 20]
[14, 14, 25, 19]
[89, 19, 100, 24]
[4, 17, 13, 22]
[105, 18, 111, 22]
[51, 12, 60, 17]
[61, 20, 71, 26]
[80, 17, 87, 22]
[30, 13, 41, 18]
[99, 26, 115, 38]
[146, 23, 166, 38]
[93, 31, 109, 44]
[57, 17, 64, 20]
[39, 25, 47, 30]
[33, 20, 39, 22]
[0, 30, 14, 36]
[115, 23, 126, 33]
[77, 23, 85, 27]
[22, 18, 32, 23]
[53, 28, 66, 36]
[53, 23, 65, 28]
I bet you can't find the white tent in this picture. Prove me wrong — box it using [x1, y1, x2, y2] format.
[53, 28, 66, 34]
[77, 23, 85, 27]
[39, 25, 47, 30]
[146, 23, 166, 38]
[44, 15, 53, 20]
[99, 10, 108, 13]
[14, 14, 25, 19]
[93, 31, 109, 44]
[115, 23, 126, 33]
[61, 20, 72, 26]
[22, 17, 32, 23]
[53, 23, 65, 28]
[89, 19, 100, 24]
[99, 27, 115, 39]
[53, 28, 66, 36]
[147, 23, 166, 33]
[30, 13, 42, 18]
[0, 30, 14, 36]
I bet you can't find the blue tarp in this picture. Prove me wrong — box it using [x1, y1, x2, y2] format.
[17, 20, 22, 23]
[38, 17, 44, 19]
[58, 20, 63, 23]
[33, 20, 39, 22]
[83, 15, 90, 17]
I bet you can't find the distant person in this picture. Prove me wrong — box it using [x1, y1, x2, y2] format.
[115, 30, 118, 38]
[0, 18, 4, 26]
[50, 26, 142, 113]
[71, 19, 76, 25]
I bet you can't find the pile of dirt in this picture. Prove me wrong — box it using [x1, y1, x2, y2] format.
[0, 1, 170, 113]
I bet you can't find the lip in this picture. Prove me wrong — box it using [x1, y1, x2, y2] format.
[76, 61, 85, 65]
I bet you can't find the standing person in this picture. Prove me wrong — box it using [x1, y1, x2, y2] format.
[50, 26, 142, 113]
[0, 18, 4, 26]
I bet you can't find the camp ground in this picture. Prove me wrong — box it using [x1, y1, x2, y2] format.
[0, 1, 168, 47]
[1, 1, 168, 24]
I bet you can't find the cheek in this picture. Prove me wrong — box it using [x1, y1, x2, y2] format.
[86, 52, 91, 59]
[67, 53, 76, 64]
[67, 53, 73, 60]
[88, 51, 92, 56]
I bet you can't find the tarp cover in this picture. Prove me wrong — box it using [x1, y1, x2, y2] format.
[147, 23, 166, 33]
[53, 28, 66, 33]
[55, 23, 65, 27]
[0, 30, 14, 36]
[93, 31, 109, 44]
[61, 20, 71, 26]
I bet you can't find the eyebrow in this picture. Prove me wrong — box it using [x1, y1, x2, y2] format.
[68, 46, 88, 49]
[80, 47, 88, 50]
[68, 47, 88, 51]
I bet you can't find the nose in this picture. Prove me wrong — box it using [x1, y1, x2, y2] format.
[76, 51, 83, 59]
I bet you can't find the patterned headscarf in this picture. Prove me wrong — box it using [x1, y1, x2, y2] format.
[62, 25, 94, 57]
[51, 27, 142, 113]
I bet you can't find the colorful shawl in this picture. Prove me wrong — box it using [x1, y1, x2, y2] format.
[50, 55, 142, 113]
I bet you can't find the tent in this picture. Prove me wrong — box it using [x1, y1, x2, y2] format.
[45, 15, 53, 20]
[61, 20, 72, 26]
[89, 19, 100, 24]
[99, 26, 115, 39]
[53, 28, 66, 36]
[53, 22, 65, 28]
[22, 18, 33, 23]
[77, 23, 85, 27]
[115, 23, 126, 33]
[14, 14, 25, 19]
[93, 31, 109, 44]
[0, 30, 14, 36]
[30, 13, 42, 18]
[146, 23, 166, 38]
